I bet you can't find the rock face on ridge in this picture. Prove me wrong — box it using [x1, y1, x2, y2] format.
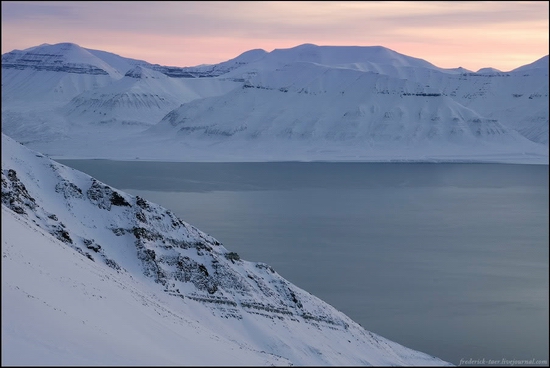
[1, 42, 118, 76]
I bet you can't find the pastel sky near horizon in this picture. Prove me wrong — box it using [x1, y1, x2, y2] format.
[1, 1, 548, 72]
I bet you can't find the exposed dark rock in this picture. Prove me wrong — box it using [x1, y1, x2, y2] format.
[105, 258, 121, 270]
[2, 62, 109, 75]
[133, 226, 162, 241]
[83, 238, 101, 252]
[135, 196, 150, 210]
[53, 225, 73, 244]
[1, 147, 359, 332]
[110, 191, 131, 207]
[87, 179, 112, 210]
[135, 211, 147, 223]
[2, 169, 37, 214]
[55, 180, 83, 199]
[225, 251, 241, 263]
[111, 227, 127, 236]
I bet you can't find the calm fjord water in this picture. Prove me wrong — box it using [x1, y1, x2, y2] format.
[58, 160, 549, 365]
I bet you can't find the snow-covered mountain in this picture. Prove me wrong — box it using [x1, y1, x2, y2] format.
[1, 43, 115, 107]
[223, 43, 475, 80]
[60, 66, 185, 128]
[1, 132, 451, 366]
[150, 62, 512, 144]
[1, 42, 548, 162]
[150, 43, 548, 150]
[60, 65, 240, 130]
[0, 42, 261, 106]
[1, 42, 123, 77]
[1, 42, 243, 141]
[1, 42, 265, 81]
[511, 55, 549, 73]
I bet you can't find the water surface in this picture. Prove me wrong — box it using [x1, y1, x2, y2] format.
[58, 160, 549, 365]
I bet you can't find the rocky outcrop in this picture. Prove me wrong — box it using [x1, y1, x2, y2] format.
[0, 149, 348, 328]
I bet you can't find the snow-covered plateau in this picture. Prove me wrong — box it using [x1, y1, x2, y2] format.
[1, 133, 452, 366]
[1, 42, 548, 163]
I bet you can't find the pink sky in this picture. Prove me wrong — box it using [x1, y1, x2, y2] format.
[1, 1, 548, 72]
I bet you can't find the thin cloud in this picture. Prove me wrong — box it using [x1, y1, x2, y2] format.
[1, 1, 548, 71]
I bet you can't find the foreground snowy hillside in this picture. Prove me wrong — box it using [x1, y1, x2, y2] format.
[1, 42, 548, 163]
[1, 133, 451, 366]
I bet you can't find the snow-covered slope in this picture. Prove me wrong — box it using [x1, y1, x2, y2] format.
[1, 43, 123, 140]
[59, 66, 186, 128]
[1, 43, 242, 142]
[1, 42, 122, 77]
[214, 44, 548, 146]
[1, 41, 261, 82]
[1, 43, 117, 106]
[1, 42, 548, 162]
[60, 65, 241, 129]
[376, 61, 549, 144]
[139, 59, 546, 162]
[511, 55, 549, 73]
[1, 133, 451, 366]
[151, 61, 508, 145]
[163, 48, 269, 78]
[88, 44, 268, 78]
[223, 43, 455, 77]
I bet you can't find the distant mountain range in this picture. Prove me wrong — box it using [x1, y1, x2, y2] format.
[1, 42, 548, 162]
[1, 132, 451, 365]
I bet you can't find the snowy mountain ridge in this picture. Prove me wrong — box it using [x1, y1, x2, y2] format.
[1, 42, 548, 162]
[1, 42, 266, 79]
[511, 55, 549, 73]
[1, 132, 451, 365]
[1, 42, 123, 77]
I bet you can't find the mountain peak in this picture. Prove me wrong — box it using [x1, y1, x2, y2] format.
[512, 55, 549, 72]
[292, 43, 319, 48]
[476, 67, 502, 74]
[232, 48, 268, 62]
[25, 42, 81, 51]
[21, 42, 89, 56]
[2, 42, 121, 77]
[257, 43, 442, 72]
